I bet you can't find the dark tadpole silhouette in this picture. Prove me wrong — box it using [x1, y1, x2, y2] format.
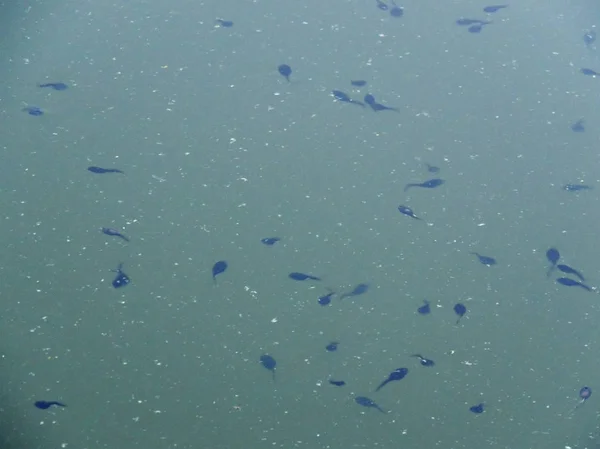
[398, 205, 421, 220]
[111, 263, 130, 288]
[331, 90, 365, 107]
[289, 272, 321, 281]
[326, 342, 339, 352]
[389, 0, 403, 17]
[557, 264, 585, 282]
[576, 386, 592, 409]
[364, 94, 399, 112]
[546, 248, 560, 276]
[563, 184, 592, 192]
[571, 118, 585, 132]
[278, 64, 292, 82]
[34, 401, 66, 410]
[417, 300, 430, 314]
[468, 22, 492, 33]
[566, 386, 593, 415]
[212, 261, 228, 283]
[556, 277, 593, 292]
[411, 354, 435, 366]
[101, 227, 129, 242]
[404, 178, 445, 192]
[469, 403, 485, 413]
[261, 237, 280, 246]
[483, 4, 508, 13]
[454, 303, 467, 324]
[584, 30, 596, 47]
[260, 354, 277, 380]
[471, 252, 497, 266]
[318, 291, 335, 305]
[38, 82, 68, 91]
[424, 163, 440, 173]
[456, 19, 489, 26]
[340, 283, 369, 299]
[375, 0, 388, 11]
[355, 396, 386, 413]
[215, 19, 233, 27]
[88, 166, 124, 174]
[581, 68, 600, 77]
[22, 106, 43, 116]
[375, 368, 408, 391]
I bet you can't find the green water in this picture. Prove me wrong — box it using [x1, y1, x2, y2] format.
[1, 0, 600, 447]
